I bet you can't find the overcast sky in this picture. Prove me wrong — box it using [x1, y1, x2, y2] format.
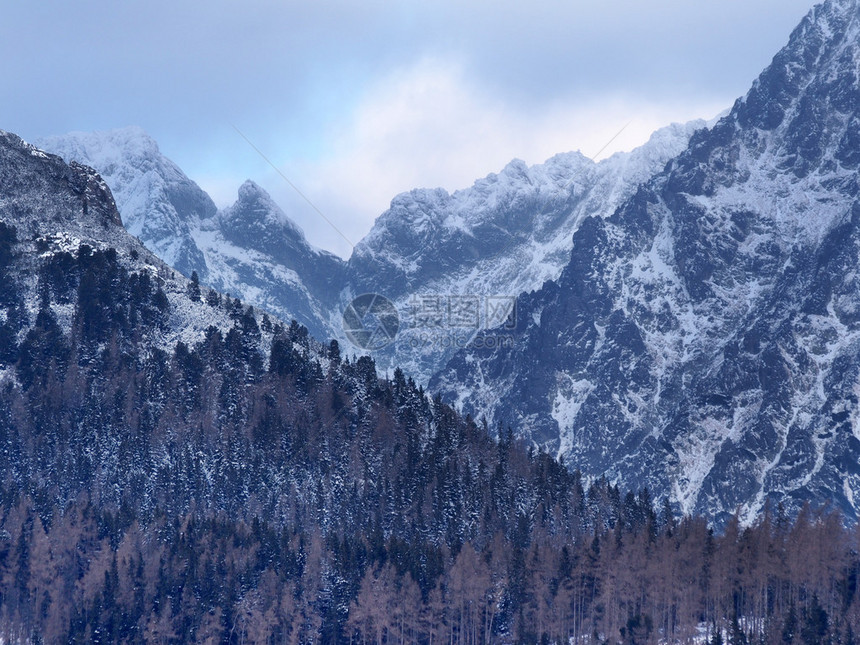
[2, 0, 816, 258]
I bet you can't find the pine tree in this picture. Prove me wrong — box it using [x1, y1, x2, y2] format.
[187, 271, 201, 302]
[782, 603, 798, 644]
[800, 595, 829, 645]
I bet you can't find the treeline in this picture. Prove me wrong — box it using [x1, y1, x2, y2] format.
[1, 488, 858, 643]
[0, 226, 858, 642]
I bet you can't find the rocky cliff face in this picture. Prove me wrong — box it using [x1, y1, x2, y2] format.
[38, 121, 704, 379]
[431, 0, 860, 524]
[0, 129, 269, 362]
[0, 131, 123, 239]
[193, 179, 345, 341]
[36, 127, 215, 280]
[38, 128, 344, 342]
[340, 120, 705, 377]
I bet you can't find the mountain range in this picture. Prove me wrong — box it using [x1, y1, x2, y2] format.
[36, 127, 345, 344]
[1, 107, 857, 645]
[433, 0, 860, 525]
[0, 127, 607, 642]
[37, 120, 705, 381]
[30, 0, 860, 525]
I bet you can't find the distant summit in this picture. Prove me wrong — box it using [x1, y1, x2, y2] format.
[37, 126, 216, 279]
[39, 120, 705, 380]
[38, 128, 344, 342]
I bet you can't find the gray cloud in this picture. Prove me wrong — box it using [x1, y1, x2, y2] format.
[2, 0, 817, 255]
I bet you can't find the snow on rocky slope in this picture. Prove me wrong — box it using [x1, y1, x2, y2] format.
[344, 120, 706, 378]
[191, 179, 345, 342]
[38, 128, 343, 342]
[0, 130, 273, 359]
[431, 0, 860, 525]
[36, 127, 215, 281]
[38, 120, 704, 380]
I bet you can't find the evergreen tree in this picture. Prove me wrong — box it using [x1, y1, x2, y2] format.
[782, 603, 798, 644]
[711, 625, 724, 645]
[187, 270, 201, 302]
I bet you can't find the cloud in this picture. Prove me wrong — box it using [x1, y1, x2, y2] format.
[8, 0, 814, 259]
[255, 59, 725, 258]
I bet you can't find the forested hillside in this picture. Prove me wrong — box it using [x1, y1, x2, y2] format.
[0, 216, 858, 643]
[1, 126, 859, 643]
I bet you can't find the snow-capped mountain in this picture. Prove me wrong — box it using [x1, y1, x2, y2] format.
[7, 124, 860, 645]
[38, 128, 344, 342]
[192, 179, 345, 341]
[432, 0, 860, 524]
[343, 120, 706, 378]
[36, 127, 215, 281]
[39, 117, 705, 383]
[350, 121, 707, 301]
[0, 130, 272, 358]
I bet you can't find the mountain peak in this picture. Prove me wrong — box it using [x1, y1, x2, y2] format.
[499, 157, 530, 176]
[37, 125, 161, 167]
[37, 126, 216, 279]
[735, 0, 859, 136]
[236, 178, 270, 201]
[224, 179, 308, 242]
[36, 129, 346, 341]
